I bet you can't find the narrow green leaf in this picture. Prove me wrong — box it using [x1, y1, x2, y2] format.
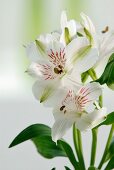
[96, 53, 114, 90]
[32, 136, 67, 159]
[9, 124, 67, 159]
[88, 167, 99, 170]
[64, 166, 71, 170]
[51, 168, 56, 170]
[9, 124, 51, 148]
[104, 136, 114, 163]
[58, 140, 79, 169]
[104, 155, 114, 170]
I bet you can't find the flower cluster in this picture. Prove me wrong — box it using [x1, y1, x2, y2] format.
[26, 11, 114, 142]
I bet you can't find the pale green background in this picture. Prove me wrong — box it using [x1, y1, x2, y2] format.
[0, 0, 114, 169]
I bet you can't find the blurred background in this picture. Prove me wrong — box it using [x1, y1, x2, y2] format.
[1, 0, 114, 169]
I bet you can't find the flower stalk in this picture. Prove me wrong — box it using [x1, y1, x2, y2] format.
[73, 124, 85, 170]
[90, 128, 98, 166]
[98, 124, 114, 169]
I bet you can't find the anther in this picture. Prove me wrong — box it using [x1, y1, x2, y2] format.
[102, 26, 109, 33]
[60, 105, 65, 111]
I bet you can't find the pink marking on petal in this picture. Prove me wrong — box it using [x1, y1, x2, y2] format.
[48, 47, 66, 68]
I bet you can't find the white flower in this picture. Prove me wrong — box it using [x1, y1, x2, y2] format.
[60, 11, 77, 45]
[80, 13, 114, 77]
[51, 82, 107, 142]
[26, 34, 98, 104]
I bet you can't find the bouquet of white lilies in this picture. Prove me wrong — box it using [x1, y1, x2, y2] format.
[9, 11, 114, 170]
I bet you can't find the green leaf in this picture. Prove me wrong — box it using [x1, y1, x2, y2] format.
[65, 27, 71, 45]
[58, 140, 79, 169]
[104, 155, 114, 170]
[104, 137, 114, 163]
[64, 166, 71, 170]
[51, 168, 56, 170]
[101, 112, 114, 126]
[9, 124, 79, 169]
[9, 124, 66, 159]
[88, 166, 99, 170]
[32, 136, 67, 159]
[96, 53, 114, 90]
[9, 124, 51, 147]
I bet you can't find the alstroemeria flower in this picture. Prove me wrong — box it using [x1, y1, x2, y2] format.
[26, 33, 98, 104]
[80, 13, 114, 77]
[52, 82, 107, 142]
[60, 11, 77, 45]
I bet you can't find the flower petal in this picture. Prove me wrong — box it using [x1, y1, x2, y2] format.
[75, 82, 102, 111]
[52, 118, 73, 142]
[32, 80, 56, 103]
[26, 42, 42, 62]
[27, 61, 57, 81]
[76, 107, 107, 131]
[61, 11, 68, 29]
[81, 12, 96, 35]
[65, 37, 89, 69]
[74, 47, 99, 73]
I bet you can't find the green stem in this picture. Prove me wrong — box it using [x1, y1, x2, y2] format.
[98, 124, 114, 169]
[77, 129, 85, 170]
[73, 124, 85, 170]
[90, 128, 98, 166]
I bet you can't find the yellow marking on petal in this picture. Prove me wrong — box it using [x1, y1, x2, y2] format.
[84, 27, 94, 46]
[35, 40, 46, 58]
[72, 45, 91, 64]
[64, 27, 71, 45]
[40, 86, 54, 103]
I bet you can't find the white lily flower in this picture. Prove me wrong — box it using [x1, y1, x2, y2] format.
[60, 11, 77, 45]
[80, 13, 114, 77]
[52, 82, 107, 142]
[26, 33, 98, 104]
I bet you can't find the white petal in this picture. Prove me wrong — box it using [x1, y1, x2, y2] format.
[26, 42, 42, 62]
[44, 87, 67, 107]
[61, 11, 68, 29]
[27, 61, 56, 81]
[65, 37, 89, 69]
[81, 12, 96, 34]
[95, 33, 114, 76]
[75, 82, 102, 111]
[67, 19, 76, 37]
[32, 80, 56, 103]
[76, 107, 107, 131]
[74, 47, 99, 73]
[52, 117, 73, 142]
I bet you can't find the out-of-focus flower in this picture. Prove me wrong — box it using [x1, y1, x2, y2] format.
[51, 82, 107, 142]
[26, 33, 98, 104]
[60, 11, 77, 45]
[80, 13, 114, 77]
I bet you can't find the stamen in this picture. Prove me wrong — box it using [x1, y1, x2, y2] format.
[102, 26, 109, 33]
[54, 65, 63, 74]
[60, 105, 65, 111]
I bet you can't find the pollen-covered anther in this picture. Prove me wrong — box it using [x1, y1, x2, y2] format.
[54, 65, 64, 74]
[60, 105, 65, 111]
[102, 26, 109, 33]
